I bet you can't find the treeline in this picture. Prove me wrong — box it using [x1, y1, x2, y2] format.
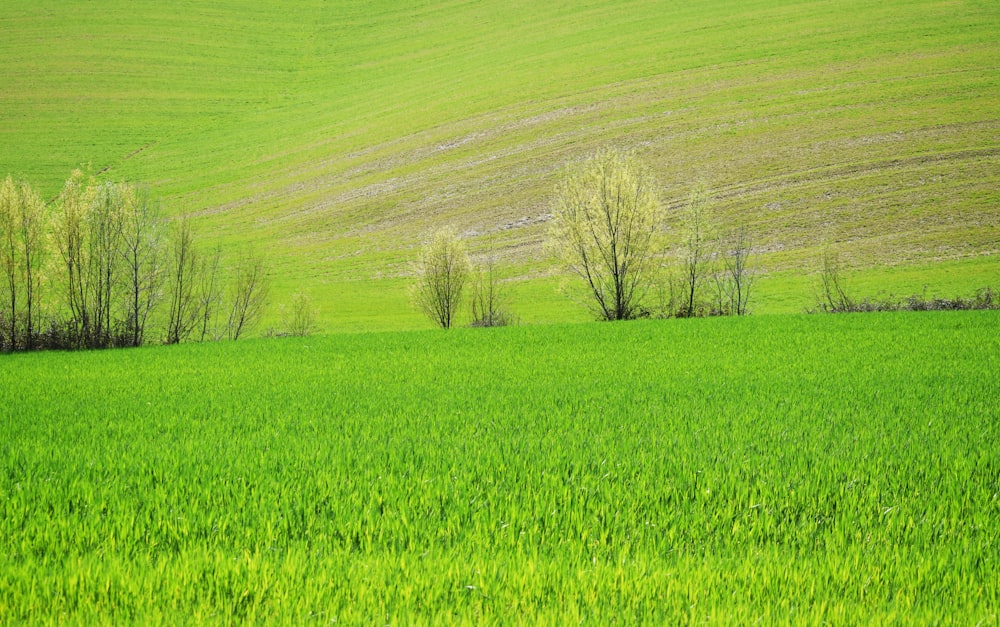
[412, 231, 515, 329]
[547, 150, 757, 322]
[413, 148, 996, 328]
[413, 150, 758, 328]
[0, 172, 269, 352]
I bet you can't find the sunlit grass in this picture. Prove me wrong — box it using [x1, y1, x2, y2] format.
[2, 311, 998, 621]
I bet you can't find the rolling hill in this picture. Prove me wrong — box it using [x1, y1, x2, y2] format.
[2, 0, 998, 330]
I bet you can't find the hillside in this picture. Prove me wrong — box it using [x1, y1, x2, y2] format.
[1, 0, 998, 330]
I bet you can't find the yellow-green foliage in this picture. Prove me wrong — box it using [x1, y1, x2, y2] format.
[412, 227, 471, 329]
[549, 149, 664, 320]
[1, 312, 998, 621]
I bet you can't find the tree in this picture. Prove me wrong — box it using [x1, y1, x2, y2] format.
[54, 174, 163, 348]
[0, 177, 21, 349]
[53, 170, 94, 347]
[413, 227, 470, 329]
[87, 182, 128, 347]
[712, 225, 755, 316]
[680, 185, 710, 318]
[285, 291, 317, 337]
[197, 246, 224, 342]
[0, 177, 48, 349]
[817, 250, 854, 313]
[470, 238, 511, 327]
[548, 148, 663, 321]
[227, 249, 269, 340]
[165, 217, 200, 344]
[16, 181, 45, 349]
[119, 185, 164, 347]
[0, 179, 17, 348]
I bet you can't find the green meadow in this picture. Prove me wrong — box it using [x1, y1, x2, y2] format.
[2, 312, 998, 621]
[2, 0, 999, 621]
[1, 0, 997, 329]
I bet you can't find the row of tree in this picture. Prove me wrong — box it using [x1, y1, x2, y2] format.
[0, 172, 269, 352]
[412, 231, 514, 329]
[413, 148, 755, 327]
[6, 149, 747, 346]
[550, 149, 755, 321]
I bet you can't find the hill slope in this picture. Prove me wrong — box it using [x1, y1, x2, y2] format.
[1, 0, 998, 329]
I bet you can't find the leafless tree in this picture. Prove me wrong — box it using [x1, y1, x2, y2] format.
[197, 246, 224, 342]
[285, 291, 317, 337]
[549, 148, 664, 321]
[654, 270, 684, 319]
[712, 225, 755, 316]
[413, 227, 470, 329]
[680, 185, 710, 318]
[227, 249, 269, 340]
[470, 239, 511, 327]
[165, 217, 200, 344]
[817, 250, 854, 313]
[119, 185, 164, 347]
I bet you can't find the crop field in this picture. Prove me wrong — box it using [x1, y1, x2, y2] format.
[1, 0, 998, 329]
[1, 0, 998, 620]
[2, 311, 998, 622]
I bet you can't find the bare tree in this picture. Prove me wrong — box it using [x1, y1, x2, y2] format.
[817, 250, 854, 313]
[119, 185, 164, 347]
[285, 291, 317, 337]
[227, 249, 269, 340]
[197, 246, 224, 342]
[712, 225, 755, 316]
[413, 227, 470, 329]
[654, 269, 684, 319]
[165, 217, 200, 344]
[548, 148, 664, 321]
[470, 239, 511, 327]
[726, 225, 754, 315]
[680, 185, 710, 318]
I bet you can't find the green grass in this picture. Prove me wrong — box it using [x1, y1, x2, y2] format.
[1, 0, 997, 331]
[3, 5, 997, 621]
[2, 312, 998, 621]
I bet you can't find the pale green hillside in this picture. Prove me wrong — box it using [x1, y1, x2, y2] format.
[1, 0, 997, 329]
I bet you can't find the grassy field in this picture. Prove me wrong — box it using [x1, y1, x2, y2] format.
[1, 311, 998, 621]
[2, 2, 997, 621]
[1, 0, 997, 330]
